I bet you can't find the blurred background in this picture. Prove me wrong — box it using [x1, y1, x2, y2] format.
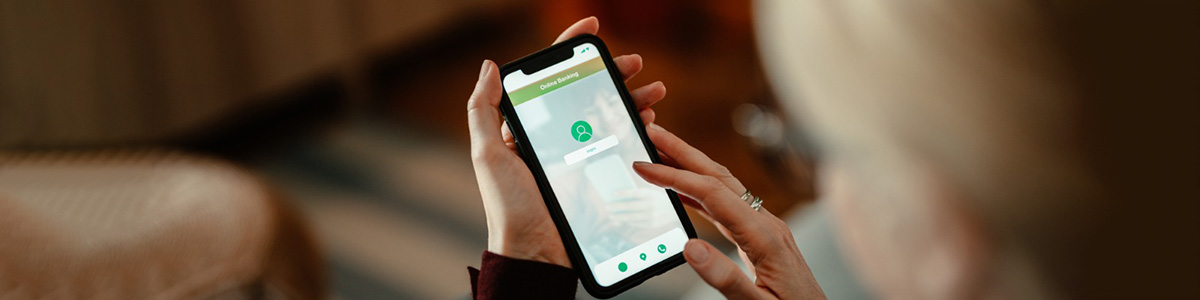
[0, 0, 837, 299]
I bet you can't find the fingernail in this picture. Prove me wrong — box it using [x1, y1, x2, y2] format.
[685, 240, 709, 263]
[633, 161, 651, 167]
[648, 123, 664, 131]
[479, 60, 491, 79]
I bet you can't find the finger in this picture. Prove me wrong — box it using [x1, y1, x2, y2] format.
[655, 147, 695, 207]
[646, 125, 746, 193]
[613, 54, 644, 81]
[679, 193, 701, 211]
[630, 81, 666, 110]
[737, 247, 757, 276]
[639, 108, 656, 125]
[675, 188, 738, 246]
[501, 121, 514, 144]
[468, 60, 504, 151]
[553, 16, 599, 44]
[693, 207, 738, 246]
[633, 162, 762, 237]
[656, 149, 681, 168]
[684, 239, 767, 300]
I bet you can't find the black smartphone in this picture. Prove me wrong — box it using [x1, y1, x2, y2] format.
[497, 34, 697, 298]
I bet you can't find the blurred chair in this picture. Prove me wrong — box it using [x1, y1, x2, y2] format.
[0, 0, 516, 148]
[0, 150, 324, 299]
[0, 1, 520, 298]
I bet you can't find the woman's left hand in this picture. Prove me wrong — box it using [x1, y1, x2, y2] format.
[467, 16, 668, 268]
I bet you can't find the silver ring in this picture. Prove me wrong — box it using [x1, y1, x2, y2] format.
[749, 196, 763, 211]
[741, 190, 763, 211]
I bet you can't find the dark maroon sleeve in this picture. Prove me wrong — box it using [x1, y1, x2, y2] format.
[468, 251, 578, 299]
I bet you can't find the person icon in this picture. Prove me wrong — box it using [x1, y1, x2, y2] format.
[571, 120, 593, 142]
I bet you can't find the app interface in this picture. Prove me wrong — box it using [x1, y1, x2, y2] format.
[503, 43, 687, 286]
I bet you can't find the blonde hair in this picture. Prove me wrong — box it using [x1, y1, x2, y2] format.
[757, 0, 1199, 297]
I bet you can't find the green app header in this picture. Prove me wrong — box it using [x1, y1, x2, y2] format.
[509, 57, 606, 106]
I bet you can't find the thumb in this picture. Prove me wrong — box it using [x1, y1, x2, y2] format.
[684, 239, 767, 300]
[467, 60, 504, 151]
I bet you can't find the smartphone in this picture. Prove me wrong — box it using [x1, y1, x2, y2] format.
[497, 34, 697, 298]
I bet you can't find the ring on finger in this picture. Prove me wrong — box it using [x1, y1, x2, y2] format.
[741, 190, 764, 212]
[749, 196, 764, 211]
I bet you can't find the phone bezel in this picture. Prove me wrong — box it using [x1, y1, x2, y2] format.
[496, 34, 698, 298]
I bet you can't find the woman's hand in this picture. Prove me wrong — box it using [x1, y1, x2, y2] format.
[468, 17, 668, 268]
[633, 125, 827, 299]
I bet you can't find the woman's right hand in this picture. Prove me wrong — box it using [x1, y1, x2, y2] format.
[633, 124, 827, 300]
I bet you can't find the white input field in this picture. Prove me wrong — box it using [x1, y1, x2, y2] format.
[564, 135, 618, 165]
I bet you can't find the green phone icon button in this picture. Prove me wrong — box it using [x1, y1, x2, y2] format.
[618, 262, 628, 272]
[571, 120, 593, 142]
[657, 244, 667, 254]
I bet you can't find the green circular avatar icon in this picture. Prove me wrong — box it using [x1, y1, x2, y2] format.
[571, 120, 593, 142]
[618, 262, 628, 272]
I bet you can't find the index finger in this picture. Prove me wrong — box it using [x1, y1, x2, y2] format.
[633, 162, 765, 243]
[553, 17, 599, 45]
[647, 125, 746, 194]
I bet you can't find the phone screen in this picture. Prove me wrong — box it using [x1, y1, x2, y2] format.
[502, 43, 688, 287]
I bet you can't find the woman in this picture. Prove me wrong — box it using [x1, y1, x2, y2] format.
[467, 2, 1197, 297]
